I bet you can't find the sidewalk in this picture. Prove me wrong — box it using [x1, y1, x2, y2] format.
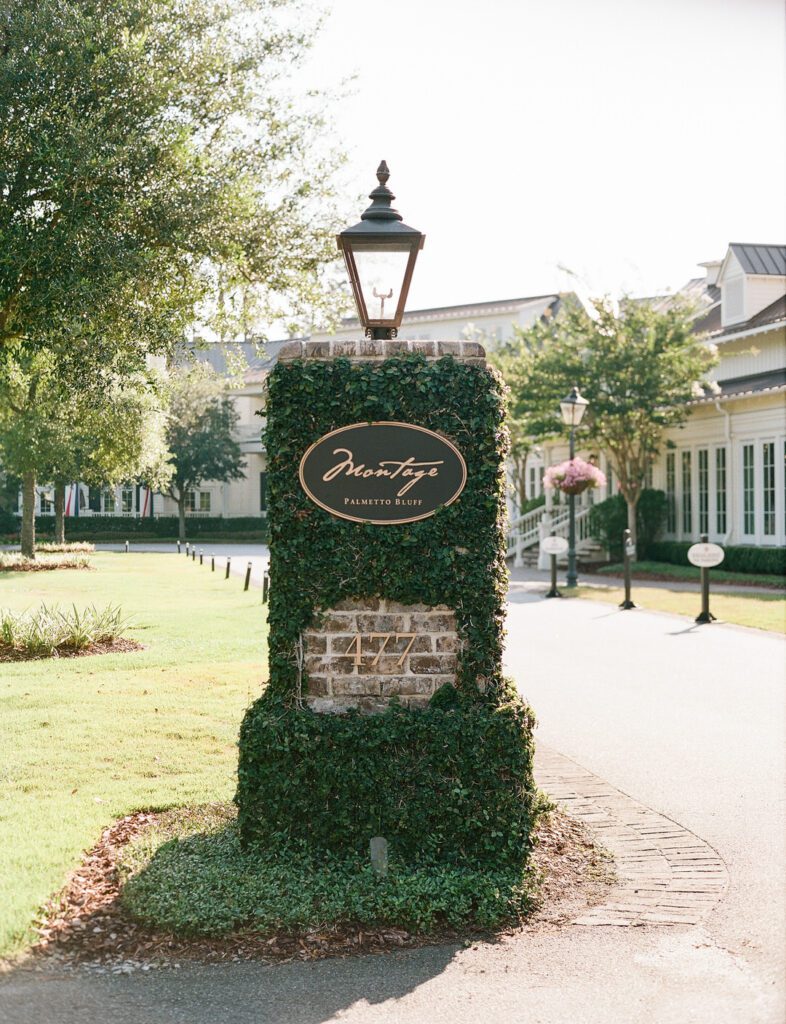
[508, 563, 782, 596]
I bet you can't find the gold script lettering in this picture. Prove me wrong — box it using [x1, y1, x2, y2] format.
[322, 449, 444, 497]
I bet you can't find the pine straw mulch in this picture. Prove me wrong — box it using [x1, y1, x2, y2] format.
[0, 557, 92, 572]
[15, 806, 615, 974]
[0, 638, 144, 662]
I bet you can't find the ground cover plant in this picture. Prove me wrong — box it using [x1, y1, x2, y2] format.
[572, 585, 785, 634]
[33, 542, 95, 554]
[118, 804, 538, 937]
[0, 552, 266, 956]
[0, 604, 130, 659]
[597, 560, 785, 591]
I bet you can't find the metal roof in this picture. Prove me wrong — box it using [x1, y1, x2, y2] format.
[728, 243, 786, 276]
[708, 293, 786, 342]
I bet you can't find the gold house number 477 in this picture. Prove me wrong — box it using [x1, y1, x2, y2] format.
[339, 632, 416, 667]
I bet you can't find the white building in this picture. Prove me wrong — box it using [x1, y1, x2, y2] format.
[20, 247, 785, 557]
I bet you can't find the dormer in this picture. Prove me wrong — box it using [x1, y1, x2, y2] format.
[717, 243, 786, 327]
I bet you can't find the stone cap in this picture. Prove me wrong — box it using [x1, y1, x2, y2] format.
[277, 338, 486, 365]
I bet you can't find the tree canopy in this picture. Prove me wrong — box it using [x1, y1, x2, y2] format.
[0, 0, 346, 384]
[497, 297, 717, 546]
[163, 365, 246, 540]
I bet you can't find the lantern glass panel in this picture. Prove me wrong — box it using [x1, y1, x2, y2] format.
[351, 243, 412, 324]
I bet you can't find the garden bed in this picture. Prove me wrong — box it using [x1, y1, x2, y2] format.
[26, 803, 614, 970]
[0, 638, 143, 662]
[0, 553, 91, 572]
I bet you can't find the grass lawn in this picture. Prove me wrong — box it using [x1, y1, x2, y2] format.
[0, 552, 266, 957]
[571, 584, 786, 633]
[598, 560, 785, 590]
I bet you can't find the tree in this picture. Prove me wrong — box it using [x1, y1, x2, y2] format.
[500, 297, 717, 549]
[0, 0, 346, 386]
[0, 355, 171, 554]
[163, 366, 246, 541]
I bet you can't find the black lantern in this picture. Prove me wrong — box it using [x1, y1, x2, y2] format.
[337, 161, 425, 339]
[559, 386, 589, 430]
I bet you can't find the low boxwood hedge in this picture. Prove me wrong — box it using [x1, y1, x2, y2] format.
[1, 515, 268, 543]
[645, 540, 785, 577]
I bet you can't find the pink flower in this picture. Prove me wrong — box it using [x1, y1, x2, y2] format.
[543, 458, 607, 494]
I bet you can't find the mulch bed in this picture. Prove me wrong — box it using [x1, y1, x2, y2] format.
[0, 561, 92, 572]
[18, 807, 614, 973]
[0, 639, 144, 662]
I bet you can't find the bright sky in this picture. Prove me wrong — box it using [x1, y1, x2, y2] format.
[304, 0, 785, 310]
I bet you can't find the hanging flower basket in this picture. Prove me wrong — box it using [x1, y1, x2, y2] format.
[543, 458, 606, 496]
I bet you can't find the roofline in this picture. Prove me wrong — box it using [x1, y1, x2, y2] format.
[689, 383, 786, 407]
[334, 293, 562, 326]
[708, 318, 786, 345]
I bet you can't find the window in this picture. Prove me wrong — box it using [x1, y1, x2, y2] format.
[40, 491, 53, 514]
[715, 449, 727, 535]
[606, 463, 614, 495]
[666, 452, 676, 532]
[742, 444, 755, 535]
[121, 487, 134, 513]
[185, 490, 196, 512]
[763, 442, 775, 536]
[199, 491, 211, 513]
[681, 451, 692, 534]
[103, 488, 116, 514]
[698, 449, 708, 534]
[645, 464, 653, 489]
[260, 471, 268, 512]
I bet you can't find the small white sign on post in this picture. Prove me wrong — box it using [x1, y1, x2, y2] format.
[541, 535, 569, 556]
[687, 542, 725, 568]
[624, 540, 636, 559]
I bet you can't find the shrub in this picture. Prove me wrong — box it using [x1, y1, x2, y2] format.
[0, 553, 90, 572]
[19, 515, 268, 542]
[0, 603, 130, 657]
[119, 806, 537, 937]
[589, 489, 668, 557]
[645, 541, 786, 577]
[237, 691, 539, 869]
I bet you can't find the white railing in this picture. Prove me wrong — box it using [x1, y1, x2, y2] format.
[507, 505, 593, 567]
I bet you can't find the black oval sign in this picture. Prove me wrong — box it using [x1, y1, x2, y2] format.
[298, 422, 467, 525]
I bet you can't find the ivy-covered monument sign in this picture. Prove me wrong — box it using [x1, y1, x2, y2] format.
[236, 165, 537, 870]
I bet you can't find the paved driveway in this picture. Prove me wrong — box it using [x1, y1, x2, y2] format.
[2, 588, 784, 1023]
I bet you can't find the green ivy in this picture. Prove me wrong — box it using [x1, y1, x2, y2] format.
[236, 354, 539, 866]
[237, 693, 538, 868]
[262, 354, 510, 700]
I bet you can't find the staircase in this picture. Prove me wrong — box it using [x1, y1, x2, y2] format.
[506, 505, 603, 568]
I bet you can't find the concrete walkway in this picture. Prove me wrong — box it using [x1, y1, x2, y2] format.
[1, 577, 784, 1022]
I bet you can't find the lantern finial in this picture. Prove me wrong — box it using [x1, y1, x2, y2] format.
[361, 160, 402, 223]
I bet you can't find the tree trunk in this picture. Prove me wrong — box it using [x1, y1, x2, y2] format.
[178, 497, 187, 542]
[54, 479, 66, 544]
[21, 470, 36, 559]
[626, 496, 638, 554]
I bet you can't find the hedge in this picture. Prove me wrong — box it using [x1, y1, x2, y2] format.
[236, 352, 538, 865]
[1, 515, 267, 542]
[237, 690, 538, 869]
[645, 541, 786, 577]
[589, 490, 668, 556]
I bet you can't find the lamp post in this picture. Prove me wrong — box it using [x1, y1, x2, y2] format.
[337, 161, 425, 339]
[559, 385, 589, 588]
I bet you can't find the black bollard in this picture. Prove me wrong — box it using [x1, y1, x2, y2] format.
[192, 546, 195, 561]
[545, 553, 562, 598]
[199, 549, 203, 565]
[185, 543, 190, 558]
[244, 561, 252, 591]
[177, 540, 181, 555]
[124, 540, 129, 554]
[695, 534, 717, 624]
[619, 528, 636, 610]
[225, 556, 231, 580]
[262, 570, 270, 604]
[211, 554, 215, 572]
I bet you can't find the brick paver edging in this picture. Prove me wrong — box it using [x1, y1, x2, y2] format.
[535, 744, 729, 927]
